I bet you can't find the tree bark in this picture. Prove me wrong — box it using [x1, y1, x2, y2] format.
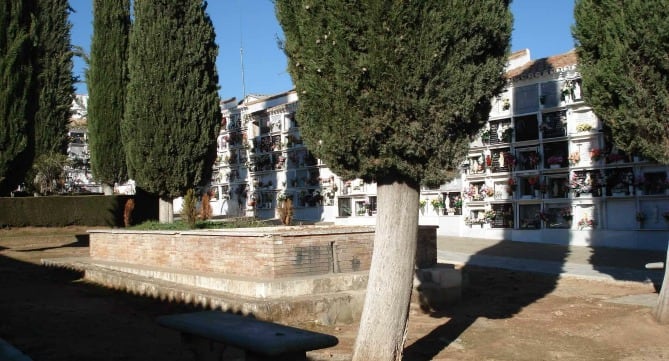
[653, 245, 669, 323]
[158, 196, 174, 224]
[352, 180, 419, 361]
[101, 183, 113, 196]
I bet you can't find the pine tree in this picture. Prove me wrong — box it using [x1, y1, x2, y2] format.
[87, 0, 130, 194]
[573, 0, 669, 163]
[276, 1, 512, 359]
[0, 0, 37, 195]
[124, 1, 221, 222]
[33, 0, 74, 157]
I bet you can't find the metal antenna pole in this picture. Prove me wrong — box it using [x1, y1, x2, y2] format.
[239, 1, 247, 104]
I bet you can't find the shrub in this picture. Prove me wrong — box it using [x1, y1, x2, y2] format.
[182, 188, 198, 228]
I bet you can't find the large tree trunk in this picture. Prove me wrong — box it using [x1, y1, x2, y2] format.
[653, 245, 669, 323]
[352, 180, 419, 361]
[101, 183, 114, 196]
[159, 196, 174, 223]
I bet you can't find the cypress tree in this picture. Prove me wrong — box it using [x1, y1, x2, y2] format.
[276, 1, 512, 359]
[33, 0, 75, 157]
[87, 0, 130, 194]
[574, 0, 669, 324]
[0, 0, 37, 195]
[124, 1, 221, 222]
[573, 0, 669, 163]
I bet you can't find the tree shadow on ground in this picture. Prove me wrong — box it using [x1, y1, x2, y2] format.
[403, 239, 568, 361]
[17, 234, 90, 252]
[0, 243, 204, 361]
[589, 245, 666, 291]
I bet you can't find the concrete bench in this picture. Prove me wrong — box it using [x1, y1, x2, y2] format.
[645, 262, 665, 270]
[157, 311, 338, 361]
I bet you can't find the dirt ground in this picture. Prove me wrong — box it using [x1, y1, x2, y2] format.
[1, 226, 668, 361]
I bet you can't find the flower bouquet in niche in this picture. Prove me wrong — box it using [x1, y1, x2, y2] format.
[480, 184, 494, 198]
[507, 178, 516, 196]
[568, 151, 581, 166]
[431, 197, 444, 212]
[590, 148, 602, 161]
[560, 207, 573, 221]
[538, 211, 549, 222]
[575, 123, 593, 132]
[607, 153, 625, 164]
[528, 152, 541, 168]
[547, 155, 563, 168]
[577, 216, 596, 229]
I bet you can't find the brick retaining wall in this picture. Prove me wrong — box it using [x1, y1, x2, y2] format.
[89, 225, 437, 279]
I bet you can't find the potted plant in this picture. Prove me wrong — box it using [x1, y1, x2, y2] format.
[636, 211, 646, 223]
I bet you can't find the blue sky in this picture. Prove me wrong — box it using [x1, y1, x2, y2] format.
[69, 0, 576, 99]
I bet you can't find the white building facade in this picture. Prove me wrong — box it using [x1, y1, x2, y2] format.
[208, 49, 669, 250]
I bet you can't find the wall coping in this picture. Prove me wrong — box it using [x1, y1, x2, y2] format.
[88, 224, 438, 238]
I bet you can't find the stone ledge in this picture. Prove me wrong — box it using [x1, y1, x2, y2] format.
[43, 257, 366, 325]
[43, 257, 368, 299]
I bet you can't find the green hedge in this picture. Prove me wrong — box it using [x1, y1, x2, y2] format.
[0, 191, 158, 227]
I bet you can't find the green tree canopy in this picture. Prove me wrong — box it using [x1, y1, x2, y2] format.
[277, 1, 511, 188]
[573, 0, 669, 163]
[87, 0, 130, 189]
[33, 0, 74, 157]
[124, 1, 221, 218]
[0, 0, 37, 195]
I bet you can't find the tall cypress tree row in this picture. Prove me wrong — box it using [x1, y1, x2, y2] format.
[87, 0, 130, 194]
[0, 0, 37, 195]
[33, 0, 74, 157]
[276, 1, 511, 358]
[124, 1, 221, 222]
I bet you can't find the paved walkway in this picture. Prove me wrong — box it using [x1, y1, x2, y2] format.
[437, 236, 667, 285]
